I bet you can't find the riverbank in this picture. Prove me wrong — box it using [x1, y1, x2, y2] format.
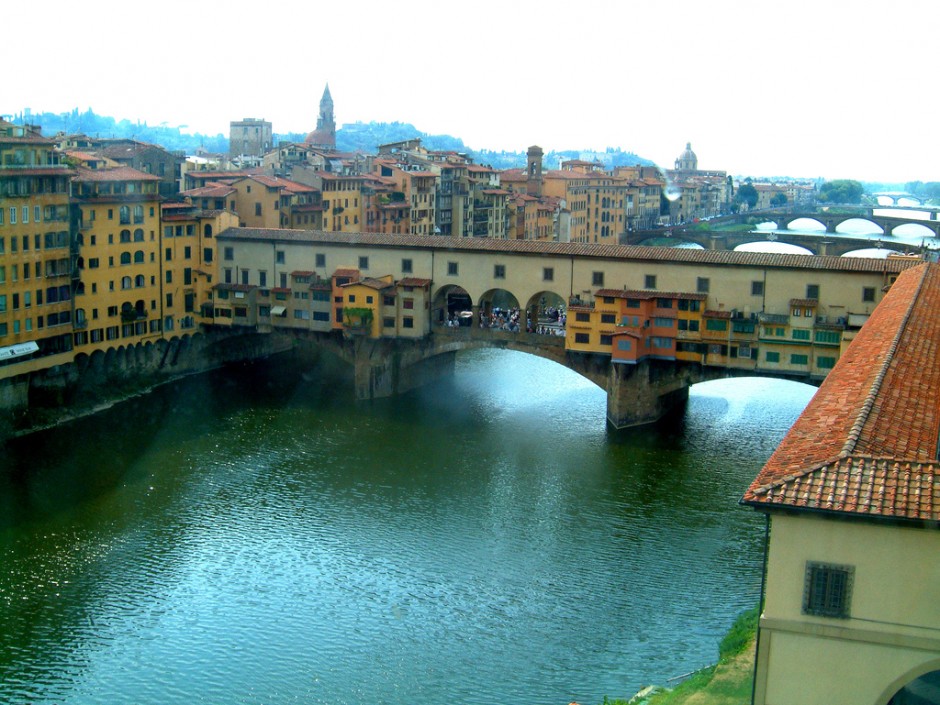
[615, 608, 757, 705]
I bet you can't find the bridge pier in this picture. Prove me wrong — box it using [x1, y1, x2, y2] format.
[352, 337, 456, 401]
[605, 358, 694, 429]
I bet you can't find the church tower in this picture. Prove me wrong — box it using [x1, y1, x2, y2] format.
[526, 145, 544, 197]
[305, 83, 336, 149]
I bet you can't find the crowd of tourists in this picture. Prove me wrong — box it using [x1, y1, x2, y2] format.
[441, 305, 566, 336]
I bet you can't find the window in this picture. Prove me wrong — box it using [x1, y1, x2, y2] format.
[792, 329, 810, 341]
[254, 203, 262, 216]
[543, 267, 554, 281]
[705, 319, 728, 331]
[806, 284, 819, 299]
[575, 312, 591, 322]
[575, 333, 590, 344]
[204, 247, 213, 263]
[601, 313, 616, 324]
[447, 261, 458, 276]
[403, 317, 414, 329]
[276, 250, 285, 264]
[644, 274, 656, 289]
[359, 256, 369, 270]
[402, 258, 412, 273]
[224, 246, 234, 261]
[654, 317, 674, 328]
[166, 271, 173, 284]
[790, 353, 809, 365]
[651, 337, 671, 349]
[817, 356, 836, 369]
[815, 330, 840, 344]
[403, 299, 415, 310]
[765, 351, 780, 363]
[803, 562, 853, 618]
[494, 264, 505, 279]
[862, 286, 876, 303]
[752, 281, 764, 296]
[592, 271, 604, 287]
[677, 319, 700, 332]
[383, 317, 395, 328]
[617, 339, 632, 351]
[696, 277, 710, 293]
[316, 253, 326, 268]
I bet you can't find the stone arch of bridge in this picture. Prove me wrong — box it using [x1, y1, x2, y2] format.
[478, 287, 521, 319]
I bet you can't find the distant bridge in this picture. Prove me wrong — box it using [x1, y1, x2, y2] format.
[628, 229, 928, 257]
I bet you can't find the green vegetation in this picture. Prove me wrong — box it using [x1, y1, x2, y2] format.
[599, 608, 758, 705]
[733, 180, 758, 211]
[343, 307, 374, 329]
[817, 179, 864, 204]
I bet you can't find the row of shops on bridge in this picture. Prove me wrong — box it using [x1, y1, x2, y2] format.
[207, 264, 863, 380]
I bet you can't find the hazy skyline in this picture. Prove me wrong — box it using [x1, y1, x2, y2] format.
[5, 0, 936, 183]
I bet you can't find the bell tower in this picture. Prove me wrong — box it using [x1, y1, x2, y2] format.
[526, 145, 543, 197]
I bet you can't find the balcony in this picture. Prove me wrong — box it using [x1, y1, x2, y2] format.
[121, 309, 148, 323]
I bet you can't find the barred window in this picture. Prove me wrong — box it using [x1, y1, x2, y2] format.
[803, 562, 853, 618]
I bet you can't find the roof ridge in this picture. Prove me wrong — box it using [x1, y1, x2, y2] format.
[839, 264, 930, 458]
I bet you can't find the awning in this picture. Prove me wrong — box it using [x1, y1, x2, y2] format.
[0, 341, 40, 361]
[270, 305, 287, 317]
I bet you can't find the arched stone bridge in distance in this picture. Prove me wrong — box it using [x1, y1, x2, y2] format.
[626, 229, 929, 257]
[284, 322, 820, 431]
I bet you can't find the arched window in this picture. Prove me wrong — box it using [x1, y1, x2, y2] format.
[135, 274, 145, 287]
[120, 252, 131, 265]
[119, 205, 130, 224]
[133, 205, 144, 224]
[203, 224, 213, 238]
[75, 308, 86, 326]
[133, 228, 144, 242]
[120, 229, 131, 243]
[121, 276, 132, 290]
[134, 250, 144, 263]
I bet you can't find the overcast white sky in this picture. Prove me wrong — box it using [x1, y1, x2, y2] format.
[5, 0, 936, 183]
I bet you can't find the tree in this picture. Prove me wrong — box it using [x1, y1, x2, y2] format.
[770, 192, 788, 207]
[735, 181, 758, 210]
[817, 179, 864, 204]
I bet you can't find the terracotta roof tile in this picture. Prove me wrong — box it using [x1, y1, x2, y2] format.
[218, 227, 919, 275]
[743, 263, 940, 523]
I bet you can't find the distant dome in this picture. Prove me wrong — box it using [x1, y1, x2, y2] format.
[675, 142, 698, 171]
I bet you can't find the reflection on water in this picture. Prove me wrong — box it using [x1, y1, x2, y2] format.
[0, 350, 815, 704]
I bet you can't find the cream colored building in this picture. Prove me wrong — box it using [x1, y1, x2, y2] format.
[743, 262, 940, 705]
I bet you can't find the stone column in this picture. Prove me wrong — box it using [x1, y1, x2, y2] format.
[605, 358, 691, 429]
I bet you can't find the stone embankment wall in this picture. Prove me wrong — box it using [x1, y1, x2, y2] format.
[0, 330, 295, 439]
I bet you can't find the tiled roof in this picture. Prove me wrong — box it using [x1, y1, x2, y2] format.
[343, 277, 394, 290]
[789, 298, 818, 306]
[72, 166, 161, 182]
[397, 277, 432, 287]
[595, 289, 708, 301]
[218, 227, 920, 274]
[704, 309, 733, 319]
[743, 263, 940, 523]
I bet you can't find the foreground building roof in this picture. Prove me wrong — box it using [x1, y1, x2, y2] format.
[743, 262, 940, 523]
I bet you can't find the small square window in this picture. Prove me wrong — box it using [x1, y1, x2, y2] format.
[494, 264, 505, 279]
[697, 277, 710, 294]
[359, 256, 369, 270]
[543, 267, 554, 282]
[592, 271, 604, 287]
[862, 286, 876, 303]
[645, 274, 656, 289]
[447, 262, 458, 276]
[752, 281, 764, 296]
[315, 253, 326, 267]
[402, 258, 413, 274]
[806, 284, 820, 299]
[803, 562, 853, 618]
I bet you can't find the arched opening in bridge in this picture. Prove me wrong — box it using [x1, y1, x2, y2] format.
[883, 668, 940, 704]
[433, 285, 473, 327]
[842, 247, 903, 259]
[734, 242, 812, 255]
[891, 222, 935, 240]
[785, 217, 826, 233]
[525, 290, 567, 336]
[637, 237, 704, 249]
[835, 218, 882, 236]
[478, 288, 521, 330]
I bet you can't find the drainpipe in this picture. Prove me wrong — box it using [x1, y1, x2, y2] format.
[751, 513, 770, 705]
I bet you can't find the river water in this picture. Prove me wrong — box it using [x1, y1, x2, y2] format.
[0, 349, 815, 705]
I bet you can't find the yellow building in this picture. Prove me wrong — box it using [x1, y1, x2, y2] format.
[160, 201, 238, 334]
[0, 120, 75, 374]
[72, 165, 164, 352]
[742, 262, 940, 705]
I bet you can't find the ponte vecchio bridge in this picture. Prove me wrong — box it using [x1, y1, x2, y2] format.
[219, 228, 919, 428]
